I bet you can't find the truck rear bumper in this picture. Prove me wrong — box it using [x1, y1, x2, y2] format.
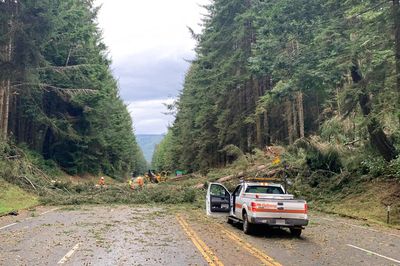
[250, 217, 309, 227]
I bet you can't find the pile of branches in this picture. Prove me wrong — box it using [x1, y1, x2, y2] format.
[0, 141, 56, 196]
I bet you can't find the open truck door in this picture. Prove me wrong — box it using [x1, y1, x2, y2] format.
[206, 183, 231, 216]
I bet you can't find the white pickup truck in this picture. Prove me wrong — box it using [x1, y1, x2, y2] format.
[206, 179, 308, 236]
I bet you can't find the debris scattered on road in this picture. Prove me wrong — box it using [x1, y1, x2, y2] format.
[7, 211, 18, 216]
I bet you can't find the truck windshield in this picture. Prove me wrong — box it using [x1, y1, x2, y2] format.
[245, 186, 284, 194]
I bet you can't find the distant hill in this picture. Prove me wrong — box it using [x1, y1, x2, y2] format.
[136, 134, 165, 163]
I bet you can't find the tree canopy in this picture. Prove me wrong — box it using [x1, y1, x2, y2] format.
[154, 0, 400, 173]
[0, 0, 147, 177]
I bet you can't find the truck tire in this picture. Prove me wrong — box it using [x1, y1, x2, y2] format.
[290, 228, 302, 237]
[243, 212, 253, 234]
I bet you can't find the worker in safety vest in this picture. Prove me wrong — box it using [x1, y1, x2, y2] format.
[128, 177, 135, 190]
[136, 176, 144, 188]
[99, 176, 105, 187]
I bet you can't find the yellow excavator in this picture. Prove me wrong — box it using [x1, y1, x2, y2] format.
[159, 171, 169, 182]
[144, 170, 169, 183]
[144, 170, 159, 183]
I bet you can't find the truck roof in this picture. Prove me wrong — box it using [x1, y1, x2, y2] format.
[241, 181, 283, 187]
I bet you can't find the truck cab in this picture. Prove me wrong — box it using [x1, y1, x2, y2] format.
[206, 179, 308, 236]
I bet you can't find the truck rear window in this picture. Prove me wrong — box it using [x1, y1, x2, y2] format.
[245, 186, 284, 194]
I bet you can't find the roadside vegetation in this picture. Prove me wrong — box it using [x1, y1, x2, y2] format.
[0, 179, 38, 215]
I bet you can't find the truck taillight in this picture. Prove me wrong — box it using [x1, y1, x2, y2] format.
[304, 203, 308, 214]
[251, 202, 257, 212]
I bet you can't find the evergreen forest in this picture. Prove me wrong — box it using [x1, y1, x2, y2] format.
[1, 1, 400, 257]
[0, 0, 147, 178]
[0, 0, 399, 233]
[153, 0, 400, 178]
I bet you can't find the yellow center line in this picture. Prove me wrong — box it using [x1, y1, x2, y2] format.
[215, 223, 282, 266]
[190, 211, 282, 266]
[176, 215, 224, 266]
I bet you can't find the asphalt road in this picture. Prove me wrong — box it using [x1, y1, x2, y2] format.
[0, 205, 399, 266]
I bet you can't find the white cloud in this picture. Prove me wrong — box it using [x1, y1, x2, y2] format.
[95, 0, 210, 134]
[127, 98, 176, 134]
[96, 0, 208, 61]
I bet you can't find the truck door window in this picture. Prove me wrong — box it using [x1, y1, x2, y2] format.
[209, 184, 230, 213]
[210, 184, 229, 197]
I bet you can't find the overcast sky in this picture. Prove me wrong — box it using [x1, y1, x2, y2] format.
[95, 0, 209, 134]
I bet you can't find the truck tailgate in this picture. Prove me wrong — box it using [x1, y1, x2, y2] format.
[249, 198, 308, 220]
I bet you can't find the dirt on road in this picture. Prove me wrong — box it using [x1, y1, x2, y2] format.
[0, 205, 399, 266]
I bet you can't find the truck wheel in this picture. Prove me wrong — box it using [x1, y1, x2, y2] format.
[290, 228, 302, 237]
[243, 212, 253, 234]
